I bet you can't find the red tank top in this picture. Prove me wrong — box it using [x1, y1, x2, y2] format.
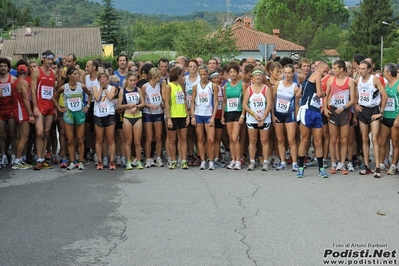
[36, 67, 56, 109]
[0, 74, 13, 108]
[331, 76, 350, 95]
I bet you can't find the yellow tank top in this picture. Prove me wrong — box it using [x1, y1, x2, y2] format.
[59, 67, 67, 107]
[169, 82, 187, 118]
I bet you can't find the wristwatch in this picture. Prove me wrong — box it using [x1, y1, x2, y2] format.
[86, 105, 90, 108]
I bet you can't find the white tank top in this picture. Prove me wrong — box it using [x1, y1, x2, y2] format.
[85, 75, 99, 103]
[246, 85, 271, 124]
[275, 81, 295, 114]
[358, 75, 380, 107]
[194, 82, 214, 116]
[64, 82, 84, 112]
[143, 82, 162, 115]
[94, 85, 115, 117]
[217, 85, 223, 111]
[185, 74, 200, 109]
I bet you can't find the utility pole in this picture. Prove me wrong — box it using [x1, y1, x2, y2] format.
[7, 20, 16, 38]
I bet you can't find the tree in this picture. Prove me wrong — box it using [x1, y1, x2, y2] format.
[253, 0, 349, 52]
[347, 0, 397, 69]
[96, 0, 120, 53]
[173, 21, 239, 61]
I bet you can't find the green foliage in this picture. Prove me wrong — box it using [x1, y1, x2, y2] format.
[129, 19, 238, 61]
[348, 0, 397, 69]
[0, 0, 34, 31]
[254, 0, 349, 51]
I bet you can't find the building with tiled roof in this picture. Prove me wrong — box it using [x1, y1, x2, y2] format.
[232, 17, 305, 61]
[1, 26, 103, 59]
[322, 49, 340, 62]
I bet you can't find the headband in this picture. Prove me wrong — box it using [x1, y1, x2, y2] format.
[252, 69, 264, 76]
[42, 54, 55, 59]
[209, 71, 220, 79]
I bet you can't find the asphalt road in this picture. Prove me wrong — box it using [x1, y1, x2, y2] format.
[1, 163, 398, 266]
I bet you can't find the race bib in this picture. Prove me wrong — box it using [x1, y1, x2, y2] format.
[331, 91, 349, 108]
[252, 97, 264, 110]
[176, 91, 185, 105]
[310, 93, 321, 109]
[217, 96, 223, 110]
[126, 92, 139, 104]
[112, 98, 118, 109]
[198, 93, 210, 106]
[97, 102, 109, 116]
[385, 97, 395, 111]
[359, 91, 371, 106]
[227, 98, 239, 111]
[41, 85, 53, 100]
[150, 92, 162, 105]
[186, 90, 192, 108]
[276, 98, 290, 113]
[0, 83, 11, 97]
[67, 97, 82, 112]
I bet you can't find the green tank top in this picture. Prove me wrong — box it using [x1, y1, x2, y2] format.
[169, 82, 187, 118]
[383, 80, 399, 119]
[224, 80, 243, 112]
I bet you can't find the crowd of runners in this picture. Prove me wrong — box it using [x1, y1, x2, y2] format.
[1, 51, 398, 178]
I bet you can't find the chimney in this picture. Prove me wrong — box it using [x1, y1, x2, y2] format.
[244, 17, 252, 29]
[273, 29, 280, 38]
[25, 22, 32, 36]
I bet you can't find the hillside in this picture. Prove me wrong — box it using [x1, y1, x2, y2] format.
[92, 0, 360, 15]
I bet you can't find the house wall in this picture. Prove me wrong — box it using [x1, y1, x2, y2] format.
[235, 51, 295, 61]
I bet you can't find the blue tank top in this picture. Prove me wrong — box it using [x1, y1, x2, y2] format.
[114, 70, 126, 87]
[301, 72, 321, 111]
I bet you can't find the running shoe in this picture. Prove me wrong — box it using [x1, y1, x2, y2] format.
[51, 156, 58, 164]
[262, 161, 269, 171]
[169, 161, 177, 170]
[247, 161, 255, 171]
[150, 158, 156, 167]
[60, 158, 68, 168]
[121, 157, 127, 167]
[21, 161, 33, 169]
[199, 161, 206, 170]
[273, 157, 281, 168]
[97, 161, 103, 170]
[330, 164, 337, 174]
[323, 159, 328, 168]
[78, 162, 84, 170]
[292, 164, 298, 172]
[42, 161, 53, 169]
[145, 159, 151, 168]
[213, 159, 225, 168]
[45, 152, 51, 161]
[275, 163, 287, 171]
[156, 157, 164, 167]
[193, 156, 200, 166]
[374, 167, 381, 178]
[136, 161, 144, 170]
[0, 156, 8, 167]
[234, 162, 242, 170]
[33, 161, 42, 170]
[126, 161, 133, 170]
[66, 162, 76, 170]
[103, 157, 109, 168]
[319, 168, 328, 178]
[340, 166, 348, 175]
[109, 161, 116, 170]
[181, 160, 189, 170]
[12, 162, 29, 170]
[11, 154, 16, 165]
[347, 162, 355, 172]
[208, 161, 215, 170]
[132, 158, 138, 167]
[188, 156, 194, 166]
[226, 160, 235, 169]
[359, 166, 373, 175]
[387, 164, 396, 175]
[116, 156, 122, 166]
[297, 167, 304, 178]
